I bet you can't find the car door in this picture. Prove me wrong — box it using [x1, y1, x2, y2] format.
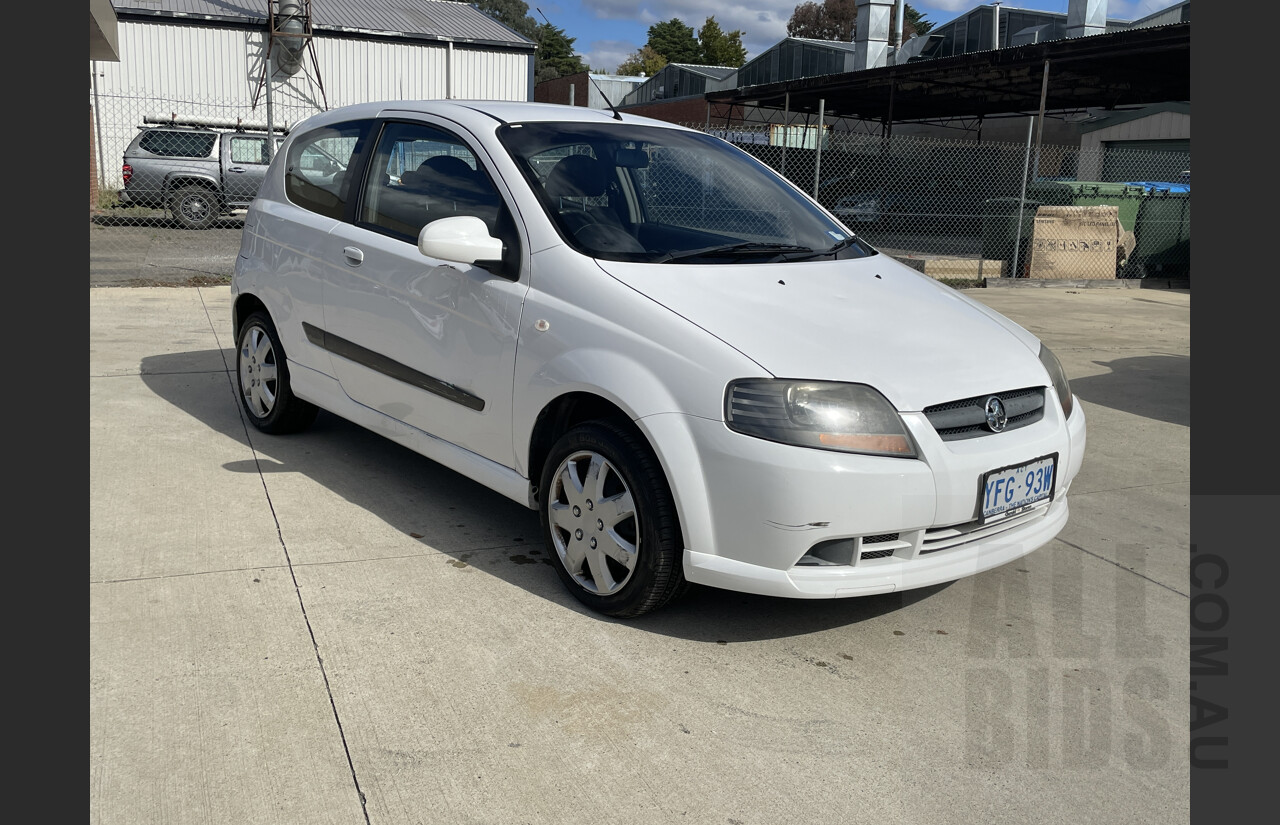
[224, 134, 276, 205]
[320, 117, 529, 469]
[251, 119, 375, 378]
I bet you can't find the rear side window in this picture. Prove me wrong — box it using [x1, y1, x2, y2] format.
[283, 121, 373, 220]
[229, 136, 270, 165]
[138, 130, 216, 158]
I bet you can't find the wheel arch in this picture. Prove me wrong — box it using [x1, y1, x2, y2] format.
[524, 389, 716, 566]
[232, 292, 269, 338]
[527, 392, 634, 505]
[165, 173, 221, 195]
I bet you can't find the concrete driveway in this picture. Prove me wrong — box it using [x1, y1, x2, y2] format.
[90, 284, 1190, 824]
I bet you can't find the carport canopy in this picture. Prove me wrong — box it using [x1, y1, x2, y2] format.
[706, 22, 1190, 123]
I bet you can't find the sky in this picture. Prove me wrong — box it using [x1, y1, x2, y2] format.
[527, 0, 1182, 75]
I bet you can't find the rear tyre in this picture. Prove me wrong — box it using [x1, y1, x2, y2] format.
[539, 421, 686, 618]
[236, 311, 318, 434]
[171, 184, 220, 230]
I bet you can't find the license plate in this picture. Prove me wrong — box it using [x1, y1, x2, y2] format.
[981, 454, 1057, 520]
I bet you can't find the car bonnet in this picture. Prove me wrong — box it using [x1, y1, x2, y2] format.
[593, 254, 1049, 412]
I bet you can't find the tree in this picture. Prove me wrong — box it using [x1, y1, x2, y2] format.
[785, 1, 931, 44]
[534, 22, 588, 83]
[616, 45, 668, 77]
[786, 0, 857, 41]
[474, 2, 585, 84]
[896, 4, 936, 45]
[699, 17, 748, 68]
[647, 19, 702, 65]
[473, 0, 537, 41]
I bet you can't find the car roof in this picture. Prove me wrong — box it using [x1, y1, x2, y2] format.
[289, 100, 692, 136]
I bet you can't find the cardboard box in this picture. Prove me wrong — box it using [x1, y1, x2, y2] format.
[891, 254, 1006, 278]
[1026, 205, 1121, 279]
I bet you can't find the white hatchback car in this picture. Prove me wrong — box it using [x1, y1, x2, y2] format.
[233, 100, 1085, 617]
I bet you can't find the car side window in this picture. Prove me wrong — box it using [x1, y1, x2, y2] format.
[284, 121, 371, 220]
[230, 136, 269, 165]
[357, 121, 508, 244]
[139, 130, 216, 158]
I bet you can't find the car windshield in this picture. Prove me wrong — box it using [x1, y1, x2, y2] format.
[497, 121, 874, 264]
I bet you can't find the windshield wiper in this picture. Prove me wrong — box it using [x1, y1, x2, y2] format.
[778, 236, 863, 262]
[655, 241, 815, 263]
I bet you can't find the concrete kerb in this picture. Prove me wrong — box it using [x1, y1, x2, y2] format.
[983, 277, 1191, 289]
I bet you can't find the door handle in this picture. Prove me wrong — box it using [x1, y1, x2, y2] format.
[228, 167, 246, 173]
[343, 246, 364, 266]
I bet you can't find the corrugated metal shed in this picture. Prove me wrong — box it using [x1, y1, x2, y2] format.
[588, 75, 645, 110]
[666, 64, 737, 82]
[91, 1, 536, 190]
[620, 64, 738, 107]
[736, 38, 859, 88]
[1130, 1, 1190, 28]
[111, 0, 534, 49]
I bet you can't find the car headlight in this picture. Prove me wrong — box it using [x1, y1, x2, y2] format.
[725, 379, 917, 458]
[1038, 344, 1074, 419]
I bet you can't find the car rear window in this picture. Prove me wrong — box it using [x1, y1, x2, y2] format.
[138, 130, 217, 158]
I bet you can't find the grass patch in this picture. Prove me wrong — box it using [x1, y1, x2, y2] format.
[94, 188, 163, 218]
[936, 278, 985, 289]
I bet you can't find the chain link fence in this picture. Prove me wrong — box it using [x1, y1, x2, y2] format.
[89, 91, 1190, 284]
[89, 90, 321, 285]
[707, 123, 1190, 281]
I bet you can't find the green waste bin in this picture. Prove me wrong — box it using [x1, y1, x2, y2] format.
[1124, 189, 1191, 279]
[981, 197, 1039, 277]
[1025, 180, 1147, 234]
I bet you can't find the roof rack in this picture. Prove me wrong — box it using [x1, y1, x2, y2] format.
[142, 113, 291, 134]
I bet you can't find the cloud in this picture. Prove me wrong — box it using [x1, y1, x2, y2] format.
[582, 39, 642, 73]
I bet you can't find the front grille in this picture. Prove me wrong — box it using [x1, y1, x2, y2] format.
[790, 503, 1053, 572]
[918, 506, 1048, 554]
[923, 387, 1045, 441]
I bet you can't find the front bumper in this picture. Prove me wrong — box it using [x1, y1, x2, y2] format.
[640, 393, 1085, 599]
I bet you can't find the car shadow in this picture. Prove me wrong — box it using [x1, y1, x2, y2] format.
[1069, 353, 1189, 427]
[138, 348, 952, 639]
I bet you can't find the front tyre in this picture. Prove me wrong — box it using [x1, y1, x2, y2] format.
[236, 311, 318, 434]
[540, 421, 687, 618]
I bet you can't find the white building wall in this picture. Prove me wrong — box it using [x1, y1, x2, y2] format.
[452, 49, 529, 100]
[91, 20, 530, 188]
[589, 77, 644, 110]
[1080, 111, 1191, 150]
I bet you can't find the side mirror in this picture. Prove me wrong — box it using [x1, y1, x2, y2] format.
[418, 216, 504, 265]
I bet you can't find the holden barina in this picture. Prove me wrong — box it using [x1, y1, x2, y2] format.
[232, 101, 1086, 618]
